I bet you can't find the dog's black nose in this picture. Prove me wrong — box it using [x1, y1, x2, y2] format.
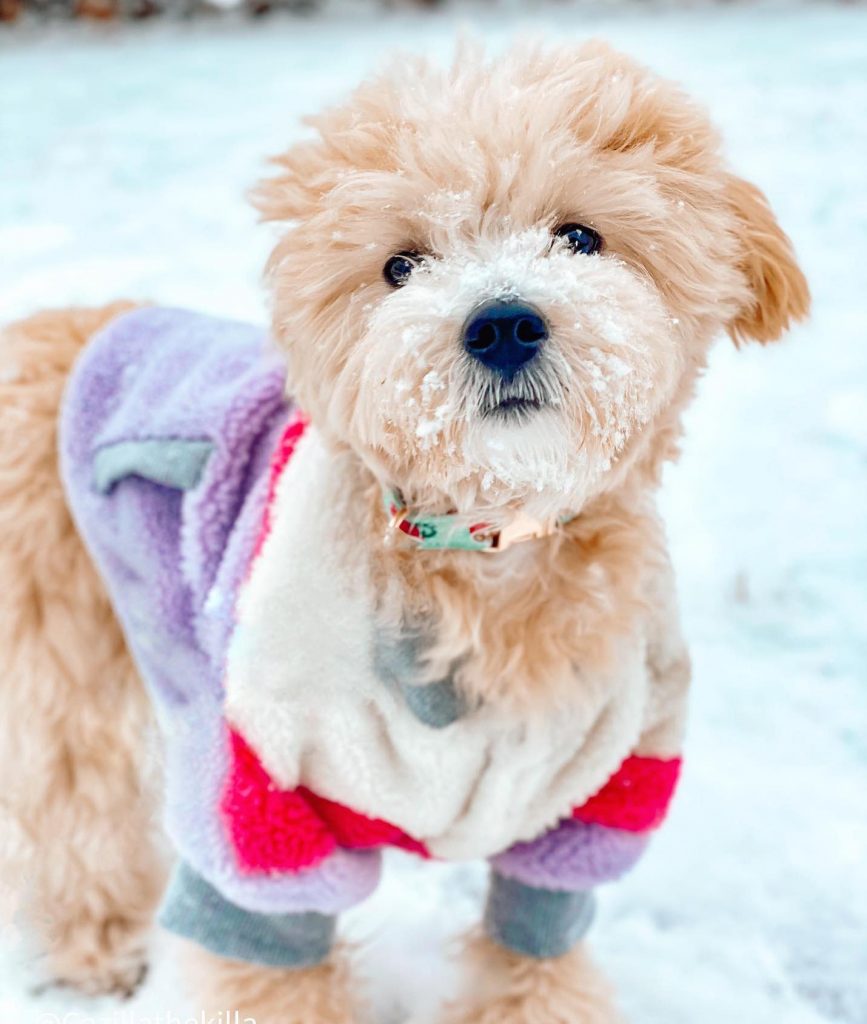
[462, 300, 548, 378]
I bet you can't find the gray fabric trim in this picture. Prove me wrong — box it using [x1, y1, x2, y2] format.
[93, 438, 214, 494]
[484, 873, 596, 960]
[159, 861, 336, 968]
[373, 630, 468, 729]
[401, 678, 467, 729]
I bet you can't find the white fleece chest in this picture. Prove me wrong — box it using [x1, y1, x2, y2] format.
[224, 431, 650, 860]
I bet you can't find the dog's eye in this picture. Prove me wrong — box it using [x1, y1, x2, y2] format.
[383, 252, 422, 288]
[554, 223, 603, 256]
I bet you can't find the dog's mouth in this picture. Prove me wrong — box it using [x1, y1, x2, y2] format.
[483, 396, 545, 421]
[473, 362, 556, 423]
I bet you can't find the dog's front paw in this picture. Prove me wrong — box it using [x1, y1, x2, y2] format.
[36, 927, 150, 999]
[183, 941, 362, 1024]
[442, 932, 622, 1024]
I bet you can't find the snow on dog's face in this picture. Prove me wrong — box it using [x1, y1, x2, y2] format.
[255, 41, 808, 520]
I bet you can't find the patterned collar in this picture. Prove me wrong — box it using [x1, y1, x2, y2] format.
[384, 488, 573, 552]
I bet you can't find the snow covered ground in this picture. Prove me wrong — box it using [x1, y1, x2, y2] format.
[1, 3, 866, 1022]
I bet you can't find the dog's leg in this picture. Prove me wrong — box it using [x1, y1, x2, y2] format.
[0, 306, 168, 996]
[183, 942, 361, 1024]
[442, 870, 622, 1024]
[443, 929, 621, 1024]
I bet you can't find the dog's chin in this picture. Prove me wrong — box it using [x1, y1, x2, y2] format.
[359, 394, 612, 521]
[443, 406, 602, 520]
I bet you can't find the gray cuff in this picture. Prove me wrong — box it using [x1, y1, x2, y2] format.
[484, 872, 596, 959]
[159, 861, 336, 969]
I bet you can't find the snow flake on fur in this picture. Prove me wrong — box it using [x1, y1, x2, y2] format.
[571, 755, 682, 832]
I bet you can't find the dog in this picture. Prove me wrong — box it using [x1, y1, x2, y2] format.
[0, 39, 808, 1024]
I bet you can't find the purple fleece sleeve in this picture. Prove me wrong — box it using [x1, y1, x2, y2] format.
[491, 818, 650, 892]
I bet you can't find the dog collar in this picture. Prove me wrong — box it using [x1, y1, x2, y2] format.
[384, 488, 571, 552]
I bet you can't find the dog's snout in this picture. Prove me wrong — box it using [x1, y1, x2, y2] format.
[462, 300, 548, 379]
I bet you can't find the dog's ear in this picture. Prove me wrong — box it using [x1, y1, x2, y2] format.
[249, 141, 328, 223]
[724, 174, 810, 344]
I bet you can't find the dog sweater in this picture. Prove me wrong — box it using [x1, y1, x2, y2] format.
[60, 307, 684, 966]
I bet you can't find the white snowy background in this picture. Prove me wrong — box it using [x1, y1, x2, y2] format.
[1, 3, 866, 1022]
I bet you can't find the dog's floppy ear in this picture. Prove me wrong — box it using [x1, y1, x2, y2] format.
[724, 174, 810, 344]
[249, 140, 328, 223]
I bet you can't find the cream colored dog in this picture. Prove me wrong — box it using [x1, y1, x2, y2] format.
[0, 40, 808, 1024]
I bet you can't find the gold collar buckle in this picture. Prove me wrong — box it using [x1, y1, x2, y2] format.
[487, 510, 558, 551]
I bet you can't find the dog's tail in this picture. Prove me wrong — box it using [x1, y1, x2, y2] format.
[0, 304, 166, 994]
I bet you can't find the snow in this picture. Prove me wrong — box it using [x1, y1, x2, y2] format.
[1, 3, 866, 1022]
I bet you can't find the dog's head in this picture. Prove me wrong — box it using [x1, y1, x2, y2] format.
[254, 41, 809, 521]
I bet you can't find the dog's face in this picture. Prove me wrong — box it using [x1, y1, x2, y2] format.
[255, 42, 808, 520]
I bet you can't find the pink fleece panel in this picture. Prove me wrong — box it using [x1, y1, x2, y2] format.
[221, 729, 339, 873]
[571, 755, 682, 832]
[222, 730, 430, 873]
